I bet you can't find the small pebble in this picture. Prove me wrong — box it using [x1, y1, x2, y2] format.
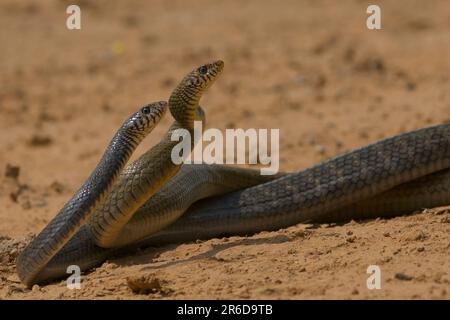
[5, 164, 20, 179]
[395, 273, 413, 281]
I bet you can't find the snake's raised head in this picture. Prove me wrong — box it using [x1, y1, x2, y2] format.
[123, 101, 168, 136]
[188, 60, 225, 90]
[169, 60, 224, 128]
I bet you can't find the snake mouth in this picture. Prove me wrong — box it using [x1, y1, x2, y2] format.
[207, 60, 224, 79]
[212, 60, 224, 72]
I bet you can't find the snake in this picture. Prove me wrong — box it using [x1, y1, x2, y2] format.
[16, 59, 450, 287]
[15, 101, 168, 286]
[16, 61, 225, 286]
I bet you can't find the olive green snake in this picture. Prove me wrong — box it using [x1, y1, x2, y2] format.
[16, 60, 450, 287]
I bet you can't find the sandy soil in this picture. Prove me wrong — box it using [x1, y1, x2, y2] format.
[0, 0, 449, 299]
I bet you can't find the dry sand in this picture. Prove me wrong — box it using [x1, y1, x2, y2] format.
[0, 0, 449, 299]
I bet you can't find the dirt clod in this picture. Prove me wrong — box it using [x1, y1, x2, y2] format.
[126, 275, 168, 295]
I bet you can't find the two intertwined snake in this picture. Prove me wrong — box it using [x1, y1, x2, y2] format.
[16, 60, 450, 287]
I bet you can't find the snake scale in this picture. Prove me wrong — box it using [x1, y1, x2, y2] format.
[16, 60, 450, 287]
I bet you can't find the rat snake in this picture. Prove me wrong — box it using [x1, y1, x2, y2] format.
[16, 60, 450, 287]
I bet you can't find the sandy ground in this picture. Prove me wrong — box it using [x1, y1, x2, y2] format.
[0, 0, 449, 299]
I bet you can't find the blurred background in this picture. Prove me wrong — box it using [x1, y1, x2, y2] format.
[0, 0, 450, 236]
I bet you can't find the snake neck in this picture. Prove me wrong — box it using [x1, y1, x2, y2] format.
[169, 85, 203, 129]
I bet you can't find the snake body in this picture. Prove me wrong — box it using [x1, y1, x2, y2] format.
[88, 61, 224, 249]
[16, 102, 168, 286]
[16, 60, 450, 287]
[17, 61, 225, 286]
[29, 164, 279, 284]
[139, 127, 450, 244]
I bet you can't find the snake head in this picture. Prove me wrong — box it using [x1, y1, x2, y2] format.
[123, 101, 168, 135]
[168, 60, 223, 127]
[185, 60, 225, 90]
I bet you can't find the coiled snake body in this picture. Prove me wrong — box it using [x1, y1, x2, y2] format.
[16, 60, 450, 286]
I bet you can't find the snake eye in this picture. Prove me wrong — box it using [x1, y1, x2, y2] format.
[198, 65, 208, 75]
[141, 106, 151, 114]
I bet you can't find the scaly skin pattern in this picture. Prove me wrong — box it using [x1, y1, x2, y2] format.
[88, 60, 224, 248]
[17, 60, 450, 286]
[169, 61, 224, 129]
[324, 167, 450, 221]
[87, 122, 192, 248]
[27, 123, 450, 284]
[137, 124, 450, 245]
[16, 102, 168, 287]
[30, 164, 281, 284]
[109, 164, 285, 247]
